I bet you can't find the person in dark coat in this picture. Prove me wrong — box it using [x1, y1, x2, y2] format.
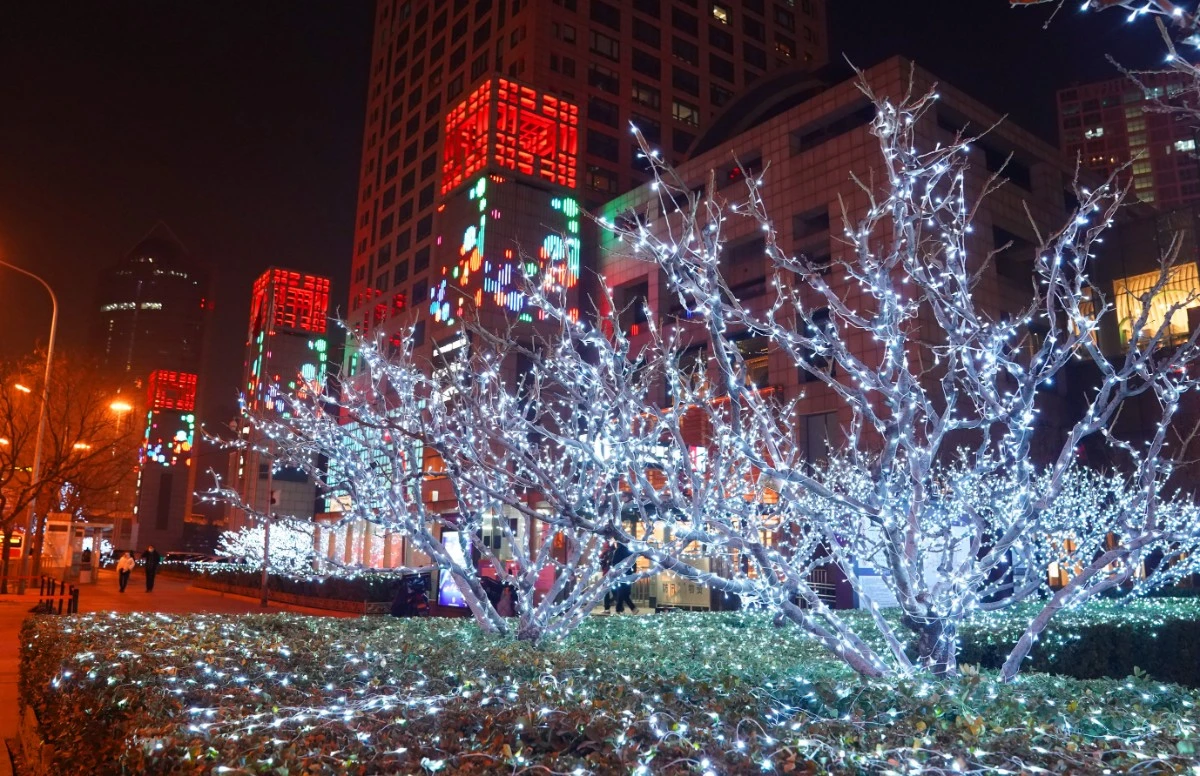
[610, 541, 638, 614]
[142, 545, 161, 592]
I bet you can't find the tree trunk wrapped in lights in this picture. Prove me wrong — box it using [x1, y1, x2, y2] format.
[523, 72, 1200, 680]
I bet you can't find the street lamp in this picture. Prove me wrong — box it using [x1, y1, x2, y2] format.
[1, 259, 58, 593]
[72, 442, 92, 451]
[13, 384, 31, 394]
[109, 400, 133, 414]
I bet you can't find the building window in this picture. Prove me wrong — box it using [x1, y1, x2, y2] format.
[1114, 263, 1200, 349]
[709, 25, 733, 52]
[632, 48, 661, 78]
[470, 52, 489, 79]
[416, 214, 433, 239]
[710, 54, 734, 82]
[589, 96, 620, 128]
[418, 185, 434, 209]
[672, 7, 698, 36]
[447, 74, 464, 99]
[631, 112, 661, 144]
[393, 259, 410, 286]
[589, 30, 620, 61]
[744, 43, 766, 69]
[396, 230, 411, 253]
[413, 278, 429, 306]
[553, 21, 577, 42]
[773, 4, 794, 29]
[672, 100, 701, 126]
[744, 15, 764, 40]
[588, 130, 620, 159]
[633, 0, 659, 15]
[421, 153, 437, 180]
[587, 164, 618, 193]
[633, 16, 660, 46]
[712, 3, 731, 23]
[672, 67, 700, 97]
[711, 83, 734, 107]
[588, 63, 620, 94]
[590, 0, 621, 31]
[672, 36, 699, 66]
[631, 80, 661, 109]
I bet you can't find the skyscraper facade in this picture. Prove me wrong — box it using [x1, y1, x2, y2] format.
[348, 0, 827, 348]
[1058, 73, 1200, 210]
[92, 222, 212, 383]
[230, 269, 332, 530]
[90, 223, 213, 550]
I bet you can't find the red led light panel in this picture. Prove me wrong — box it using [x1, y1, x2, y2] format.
[146, 370, 198, 412]
[442, 81, 493, 195]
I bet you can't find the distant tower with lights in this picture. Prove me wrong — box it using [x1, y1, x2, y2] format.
[230, 268, 332, 530]
[92, 222, 212, 383]
[90, 223, 213, 550]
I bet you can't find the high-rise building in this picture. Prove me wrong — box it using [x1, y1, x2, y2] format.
[90, 222, 213, 550]
[1057, 73, 1200, 210]
[347, 0, 827, 349]
[92, 222, 212, 383]
[134, 369, 200, 551]
[230, 269, 332, 530]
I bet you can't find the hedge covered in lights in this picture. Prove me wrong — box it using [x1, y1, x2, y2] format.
[189, 566, 409, 604]
[957, 598, 1200, 687]
[21, 607, 1200, 775]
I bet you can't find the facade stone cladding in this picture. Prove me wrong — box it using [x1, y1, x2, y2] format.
[598, 56, 1083, 461]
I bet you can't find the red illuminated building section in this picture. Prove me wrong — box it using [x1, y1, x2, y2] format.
[145, 370, 197, 412]
[442, 78, 578, 195]
[250, 269, 331, 335]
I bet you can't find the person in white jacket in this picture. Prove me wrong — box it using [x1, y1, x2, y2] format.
[116, 552, 135, 593]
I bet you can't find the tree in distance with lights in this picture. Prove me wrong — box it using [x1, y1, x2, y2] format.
[518, 69, 1200, 679]
[208, 327, 656, 644]
[217, 521, 317, 576]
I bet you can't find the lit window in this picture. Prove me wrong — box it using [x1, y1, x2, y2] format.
[1113, 262, 1200, 349]
[1175, 138, 1196, 153]
[1083, 126, 1104, 139]
[672, 99, 700, 127]
[711, 3, 730, 23]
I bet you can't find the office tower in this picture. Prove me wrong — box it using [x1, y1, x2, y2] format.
[90, 222, 212, 550]
[230, 268, 332, 530]
[348, 0, 827, 348]
[1058, 73, 1200, 210]
[92, 222, 212, 382]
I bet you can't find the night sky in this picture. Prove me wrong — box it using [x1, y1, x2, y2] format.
[0, 0, 1161, 427]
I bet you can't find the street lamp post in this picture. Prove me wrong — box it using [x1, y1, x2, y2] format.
[1, 260, 58, 594]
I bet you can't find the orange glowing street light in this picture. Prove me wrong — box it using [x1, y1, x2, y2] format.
[13, 383, 31, 394]
[109, 400, 133, 413]
[72, 442, 92, 451]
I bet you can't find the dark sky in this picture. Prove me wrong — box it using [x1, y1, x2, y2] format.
[0, 0, 1161, 428]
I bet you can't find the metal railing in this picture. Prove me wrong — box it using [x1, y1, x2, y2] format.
[35, 577, 79, 615]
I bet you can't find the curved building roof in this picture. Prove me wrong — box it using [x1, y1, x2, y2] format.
[689, 63, 849, 158]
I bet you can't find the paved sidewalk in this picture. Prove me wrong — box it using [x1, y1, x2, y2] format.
[0, 569, 352, 744]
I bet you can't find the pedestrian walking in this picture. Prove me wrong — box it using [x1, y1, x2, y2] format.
[142, 545, 161, 592]
[600, 541, 615, 613]
[116, 552, 135, 593]
[611, 541, 638, 614]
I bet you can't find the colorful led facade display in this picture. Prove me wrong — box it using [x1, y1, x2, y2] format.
[141, 410, 196, 467]
[430, 175, 581, 325]
[245, 269, 332, 416]
[441, 78, 579, 196]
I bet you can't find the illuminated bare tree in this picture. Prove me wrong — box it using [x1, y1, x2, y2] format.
[523, 73, 1200, 679]
[0, 351, 140, 590]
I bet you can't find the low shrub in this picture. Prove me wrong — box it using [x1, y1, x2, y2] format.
[20, 609, 1200, 775]
[958, 598, 1200, 687]
[191, 566, 408, 602]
